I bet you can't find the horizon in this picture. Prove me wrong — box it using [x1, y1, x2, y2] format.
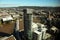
[0, 5, 60, 8]
[0, 0, 60, 7]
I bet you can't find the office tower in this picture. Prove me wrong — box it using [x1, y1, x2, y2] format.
[23, 9, 33, 40]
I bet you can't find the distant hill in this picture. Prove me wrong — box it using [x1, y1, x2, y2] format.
[18, 6, 60, 11]
[18, 6, 60, 9]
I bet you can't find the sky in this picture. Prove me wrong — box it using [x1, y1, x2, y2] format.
[0, 0, 60, 7]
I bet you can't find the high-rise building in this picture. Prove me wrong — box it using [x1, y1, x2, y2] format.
[23, 9, 33, 40]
